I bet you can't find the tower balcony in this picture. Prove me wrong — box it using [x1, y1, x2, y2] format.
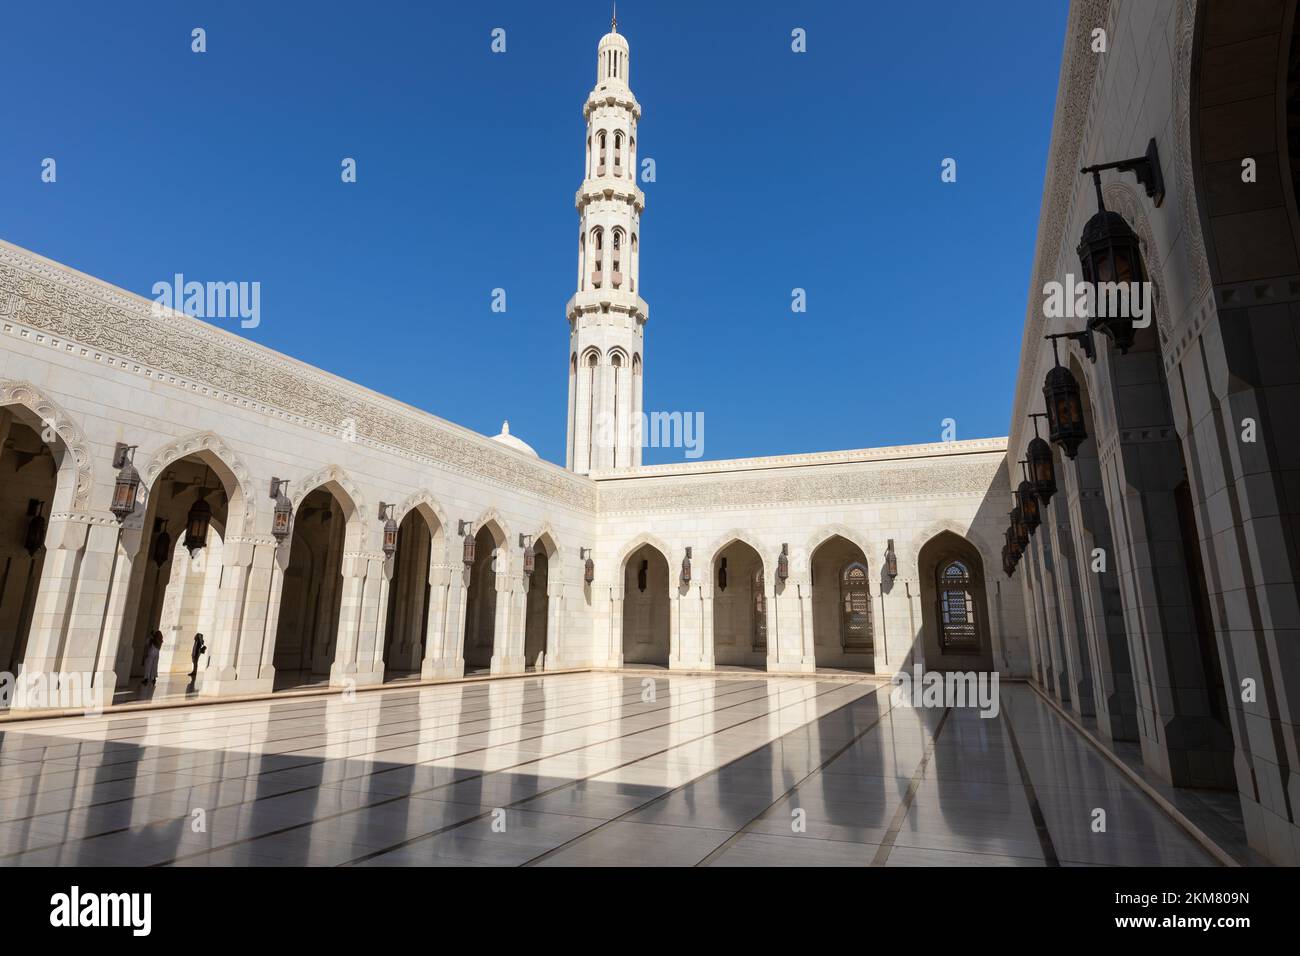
[566, 288, 649, 325]
[576, 180, 645, 213]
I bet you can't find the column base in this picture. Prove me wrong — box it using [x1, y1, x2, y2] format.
[330, 662, 385, 689]
[767, 658, 816, 674]
[490, 654, 526, 675]
[198, 675, 275, 697]
[421, 658, 465, 680]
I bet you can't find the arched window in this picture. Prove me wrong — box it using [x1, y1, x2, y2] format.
[611, 229, 623, 287]
[937, 559, 978, 649]
[598, 131, 607, 175]
[613, 132, 623, 175]
[591, 228, 604, 287]
[630, 233, 638, 292]
[839, 561, 873, 652]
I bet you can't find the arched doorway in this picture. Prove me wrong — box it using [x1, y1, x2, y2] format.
[710, 540, 766, 669]
[0, 409, 60, 677]
[383, 506, 441, 679]
[917, 531, 993, 672]
[273, 486, 352, 689]
[121, 452, 234, 692]
[463, 522, 505, 674]
[810, 535, 873, 671]
[522, 534, 557, 671]
[622, 543, 669, 666]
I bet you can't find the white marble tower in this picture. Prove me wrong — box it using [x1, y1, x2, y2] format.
[565, 10, 648, 474]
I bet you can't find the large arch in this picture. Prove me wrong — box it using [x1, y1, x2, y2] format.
[462, 516, 507, 674]
[117, 444, 242, 693]
[809, 533, 874, 672]
[382, 501, 444, 678]
[0, 380, 93, 511]
[0, 404, 64, 678]
[917, 530, 993, 673]
[621, 541, 670, 666]
[709, 537, 766, 669]
[272, 475, 361, 689]
[523, 529, 560, 670]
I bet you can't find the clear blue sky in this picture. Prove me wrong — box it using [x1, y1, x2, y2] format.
[2, 0, 1068, 466]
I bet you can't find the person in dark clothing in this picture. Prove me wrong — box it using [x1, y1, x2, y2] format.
[189, 632, 207, 681]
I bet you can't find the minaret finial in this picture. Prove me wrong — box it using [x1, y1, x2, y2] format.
[612, 2, 618, 33]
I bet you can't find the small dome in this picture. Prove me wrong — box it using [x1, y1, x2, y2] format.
[490, 420, 538, 458]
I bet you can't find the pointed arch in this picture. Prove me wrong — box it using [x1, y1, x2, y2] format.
[395, 489, 449, 563]
[617, 531, 674, 572]
[805, 524, 872, 567]
[139, 430, 254, 537]
[704, 529, 771, 576]
[0, 379, 93, 510]
[293, 464, 366, 550]
[909, 518, 996, 574]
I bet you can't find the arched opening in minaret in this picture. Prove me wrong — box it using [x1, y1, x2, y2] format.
[462, 522, 505, 674]
[710, 540, 766, 669]
[0, 412, 62, 679]
[622, 543, 669, 666]
[273, 486, 353, 690]
[810, 535, 874, 672]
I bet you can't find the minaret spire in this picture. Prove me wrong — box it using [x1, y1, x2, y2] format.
[612, 3, 618, 33]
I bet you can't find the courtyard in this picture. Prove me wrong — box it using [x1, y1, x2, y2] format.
[0, 673, 1222, 866]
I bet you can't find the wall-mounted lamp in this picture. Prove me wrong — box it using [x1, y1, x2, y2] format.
[110, 443, 141, 520]
[459, 520, 476, 567]
[270, 478, 293, 543]
[580, 547, 594, 584]
[520, 534, 535, 576]
[681, 546, 692, 585]
[884, 539, 898, 579]
[776, 543, 789, 582]
[378, 502, 399, 559]
[1042, 335, 1088, 460]
[1026, 413, 1056, 506]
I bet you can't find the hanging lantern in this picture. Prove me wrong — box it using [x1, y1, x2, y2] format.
[681, 546, 692, 585]
[1005, 527, 1022, 561]
[777, 543, 789, 582]
[884, 539, 898, 579]
[1010, 508, 1029, 551]
[1026, 415, 1057, 505]
[521, 534, 535, 576]
[717, 556, 728, 592]
[24, 500, 46, 557]
[1042, 338, 1087, 460]
[1077, 143, 1162, 354]
[379, 503, 398, 560]
[270, 478, 293, 543]
[1017, 480, 1041, 533]
[110, 443, 141, 520]
[184, 495, 212, 557]
[460, 520, 476, 567]
[1077, 212, 1145, 354]
[581, 548, 594, 584]
[151, 519, 172, 566]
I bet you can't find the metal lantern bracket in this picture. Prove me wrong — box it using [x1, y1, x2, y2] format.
[1081, 138, 1164, 209]
[1045, 327, 1095, 365]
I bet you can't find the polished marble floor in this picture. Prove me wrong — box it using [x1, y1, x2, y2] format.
[0, 673, 1219, 866]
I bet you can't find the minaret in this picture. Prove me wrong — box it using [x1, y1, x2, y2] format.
[566, 9, 647, 473]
